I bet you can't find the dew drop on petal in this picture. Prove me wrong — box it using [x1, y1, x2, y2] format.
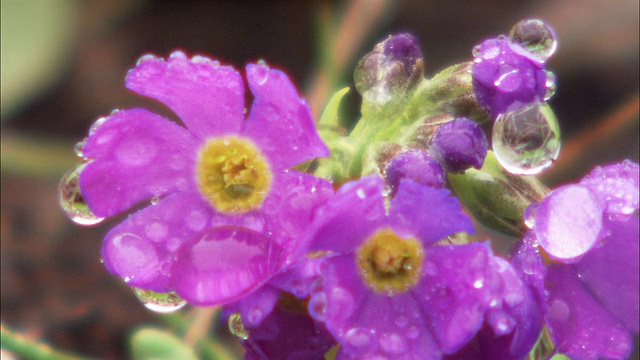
[543, 70, 556, 101]
[405, 324, 421, 340]
[89, 116, 108, 135]
[74, 138, 87, 158]
[59, 163, 105, 226]
[524, 202, 539, 229]
[509, 19, 557, 62]
[132, 287, 187, 313]
[379, 331, 408, 354]
[136, 54, 160, 65]
[228, 312, 249, 340]
[150, 196, 160, 205]
[395, 315, 408, 328]
[492, 103, 560, 175]
[344, 327, 376, 354]
[308, 292, 327, 321]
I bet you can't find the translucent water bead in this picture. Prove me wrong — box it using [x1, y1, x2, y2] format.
[492, 103, 561, 175]
[132, 287, 187, 313]
[509, 19, 558, 63]
[58, 163, 105, 226]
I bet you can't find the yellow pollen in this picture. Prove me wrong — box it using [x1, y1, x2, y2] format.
[196, 136, 272, 213]
[356, 228, 424, 295]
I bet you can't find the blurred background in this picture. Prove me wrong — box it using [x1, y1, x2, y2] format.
[1, 0, 638, 358]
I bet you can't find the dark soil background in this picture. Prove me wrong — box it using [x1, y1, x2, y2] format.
[2, 0, 638, 358]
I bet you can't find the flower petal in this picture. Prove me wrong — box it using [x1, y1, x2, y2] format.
[545, 264, 633, 360]
[307, 175, 387, 254]
[172, 226, 281, 306]
[101, 192, 212, 291]
[81, 108, 199, 217]
[126, 52, 245, 138]
[575, 218, 639, 332]
[314, 255, 441, 360]
[416, 243, 497, 354]
[244, 63, 329, 171]
[390, 179, 475, 245]
[535, 184, 605, 262]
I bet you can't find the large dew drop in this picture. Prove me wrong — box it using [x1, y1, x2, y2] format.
[492, 103, 560, 175]
[58, 163, 105, 226]
[132, 287, 187, 313]
[509, 19, 557, 62]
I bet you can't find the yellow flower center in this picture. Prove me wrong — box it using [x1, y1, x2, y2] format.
[356, 228, 424, 294]
[196, 136, 272, 213]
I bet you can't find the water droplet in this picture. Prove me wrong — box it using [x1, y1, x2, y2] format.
[395, 315, 408, 328]
[344, 327, 375, 354]
[356, 188, 366, 199]
[543, 70, 556, 100]
[509, 19, 557, 62]
[492, 103, 561, 175]
[132, 287, 187, 313]
[99, 257, 104, 264]
[58, 163, 105, 226]
[136, 54, 160, 65]
[246, 308, 264, 326]
[405, 324, 421, 339]
[228, 312, 249, 340]
[524, 202, 539, 229]
[74, 138, 87, 158]
[473, 278, 484, 289]
[308, 293, 327, 321]
[150, 196, 160, 205]
[379, 331, 407, 354]
[169, 50, 187, 60]
[89, 116, 108, 135]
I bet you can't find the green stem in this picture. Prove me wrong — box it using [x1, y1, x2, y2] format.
[1, 323, 93, 360]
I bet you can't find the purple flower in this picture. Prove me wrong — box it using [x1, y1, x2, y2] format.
[428, 117, 488, 173]
[79, 51, 333, 305]
[514, 161, 639, 359]
[472, 36, 547, 119]
[305, 175, 515, 359]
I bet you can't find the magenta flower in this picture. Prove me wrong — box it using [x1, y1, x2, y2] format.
[514, 161, 639, 359]
[304, 175, 517, 359]
[472, 36, 548, 118]
[78, 51, 332, 306]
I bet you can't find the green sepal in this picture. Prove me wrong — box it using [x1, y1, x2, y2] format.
[130, 327, 198, 360]
[448, 151, 549, 238]
[525, 326, 555, 360]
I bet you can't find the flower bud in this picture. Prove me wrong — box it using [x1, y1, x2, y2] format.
[429, 117, 488, 173]
[354, 33, 424, 104]
[384, 150, 446, 196]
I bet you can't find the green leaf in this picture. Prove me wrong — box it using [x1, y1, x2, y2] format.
[130, 327, 198, 360]
[318, 86, 350, 129]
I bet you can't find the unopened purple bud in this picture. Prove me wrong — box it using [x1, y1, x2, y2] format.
[385, 150, 446, 196]
[471, 36, 548, 118]
[429, 118, 488, 173]
[354, 33, 424, 104]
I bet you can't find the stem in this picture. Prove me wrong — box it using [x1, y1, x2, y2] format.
[1, 323, 92, 360]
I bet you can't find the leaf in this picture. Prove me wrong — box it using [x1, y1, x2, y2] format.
[130, 327, 198, 360]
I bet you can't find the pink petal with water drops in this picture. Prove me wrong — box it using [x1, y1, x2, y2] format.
[415, 243, 497, 354]
[545, 264, 633, 360]
[81, 108, 199, 217]
[172, 226, 282, 306]
[315, 255, 442, 360]
[306, 175, 387, 255]
[126, 52, 245, 139]
[244, 63, 329, 171]
[575, 218, 639, 332]
[100, 192, 212, 292]
[390, 179, 475, 245]
[262, 170, 334, 257]
[579, 160, 639, 217]
[534, 185, 605, 262]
